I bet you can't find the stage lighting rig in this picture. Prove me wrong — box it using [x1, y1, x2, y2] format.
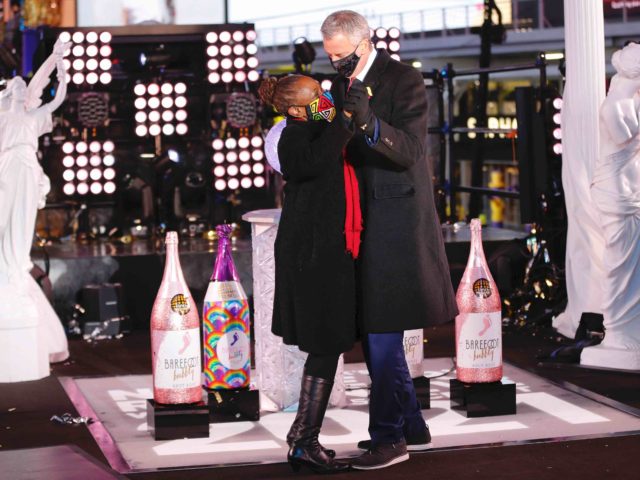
[61, 139, 117, 197]
[58, 30, 113, 87]
[371, 27, 401, 61]
[206, 28, 260, 85]
[134, 81, 189, 137]
[211, 135, 265, 191]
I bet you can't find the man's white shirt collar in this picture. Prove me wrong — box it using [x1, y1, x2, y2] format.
[355, 47, 378, 82]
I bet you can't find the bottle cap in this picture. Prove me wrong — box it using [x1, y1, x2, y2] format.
[165, 231, 179, 244]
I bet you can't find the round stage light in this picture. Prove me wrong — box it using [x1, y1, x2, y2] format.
[63, 155, 75, 168]
[148, 111, 161, 123]
[62, 142, 75, 154]
[149, 124, 161, 136]
[225, 138, 237, 149]
[252, 150, 264, 161]
[175, 96, 187, 108]
[86, 45, 98, 57]
[553, 128, 562, 140]
[241, 177, 252, 189]
[553, 113, 562, 125]
[208, 59, 220, 70]
[104, 182, 116, 194]
[253, 176, 265, 188]
[147, 83, 160, 95]
[99, 32, 112, 43]
[76, 169, 89, 181]
[161, 97, 174, 109]
[77, 182, 89, 195]
[253, 163, 265, 174]
[63, 183, 75, 196]
[247, 70, 260, 82]
[388, 27, 401, 39]
[390, 54, 401, 61]
[175, 109, 188, 121]
[233, 31, 244, 42]
[72, 73, 85, 85]
[90, 182, 103, 195]
[103, 168, 116, 180]
[207, 45, 219, 57]
[176, 123, 188, 135]
[233, 44, 245, 56]
[213, 152, 225, 163]
[90, 155, 102, 167]
[76, 155, 88, 167]
[389, 41, 400, 52]
[214, 179, 227, 191]
[72, 58, 85, 71]
[375, 27, 388, 38]
[220, 45, 232, 56]
[208, 72, 221, 84]
[553, 97, 563, 110]
[86, 31, 98, 43]
[90, 168, 102, 180]
[162, 110, 174, 122]
[240, 164, 251, 175]
[103, 141, 115, 152]
[247, 57, 259, 68]
[221, 72, 233, 83]
[235, 71, 247, 83]
[221, 58, 233, 70]
[148, 97, 160, 109]
[100, 45, 112, 57]
[251, 136, 263, 148]
[76, 141, 88, 153]
[65, 73, 71, 83]
[134, 84, 146, 96]
[239, 150, 251, 162]
[321, 79, 333, 90]
[162, 124, 175, 135]
[246, 30, 257, 41]
[238, 137, 250, 149]
[212, 139, 225, 150]
[86, 72, 99, 84]
[226, 151, 238, 163]
[89, 141, 101, 153]
[553, 143, 563, 155]
[228, 178, 240, 190]
[63, 169, 75, 181]
[72, 31, 85, 43]
[135, 111, 147, 123]
[246, 44, 258, 55]
[376, 41, 387, 50]
[100, 72, 112, 84]
[174, 82, 187, 94]
[103, 154, 115, 166]
[59, 31, 71, 43]
[234, 58, 246, 69]
[63, 58, 71, 70]
[100, 59, 112, 70]
[161, 83, 173, 95]
[219, 31, 231, 43]
[86, 58, 98, 71]
[214, 166, 226, 177]
[136, 125, 148, 136]
[206, 32, 218, 43]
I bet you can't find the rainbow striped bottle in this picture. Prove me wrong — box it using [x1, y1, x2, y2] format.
[202, 224, 251, 389]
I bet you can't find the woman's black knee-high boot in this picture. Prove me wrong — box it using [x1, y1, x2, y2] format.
[286, 375, 349, 473]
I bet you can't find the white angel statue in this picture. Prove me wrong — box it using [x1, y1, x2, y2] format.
[0, 38, 70, 381]
[584, 41, 640, 369]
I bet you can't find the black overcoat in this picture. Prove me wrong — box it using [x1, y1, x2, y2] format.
[331, 49, 459, 333]
[271, 117, 357, 355]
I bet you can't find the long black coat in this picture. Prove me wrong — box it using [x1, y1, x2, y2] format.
[331, 49, 458, 333]
[271, 118, 357, 355]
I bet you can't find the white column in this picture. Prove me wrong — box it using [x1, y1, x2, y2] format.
[552, 0, 606, 338]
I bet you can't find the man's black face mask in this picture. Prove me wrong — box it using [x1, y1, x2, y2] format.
[330, 45, 361, 78]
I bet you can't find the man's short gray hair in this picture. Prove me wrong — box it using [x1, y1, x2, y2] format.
[321, 10, 370, 45]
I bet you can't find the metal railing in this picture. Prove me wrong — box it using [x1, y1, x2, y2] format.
[254, 0, 640, 49]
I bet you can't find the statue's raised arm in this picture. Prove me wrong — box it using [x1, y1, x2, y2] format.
[26, 37, 69, 113]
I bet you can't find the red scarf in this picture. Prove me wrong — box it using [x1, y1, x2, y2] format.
[343, 79, 363, 259]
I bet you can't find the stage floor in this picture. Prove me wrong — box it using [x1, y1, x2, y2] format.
[62, 359, 640, 474]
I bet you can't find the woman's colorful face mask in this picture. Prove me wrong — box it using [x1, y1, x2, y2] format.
[305, 91, 336, 122]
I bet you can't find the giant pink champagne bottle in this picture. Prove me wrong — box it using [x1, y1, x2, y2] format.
[455, 219, 503, 383]
[151, 231, 202, 404]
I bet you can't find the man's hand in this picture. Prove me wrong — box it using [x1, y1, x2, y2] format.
[344, 79, 375, 137]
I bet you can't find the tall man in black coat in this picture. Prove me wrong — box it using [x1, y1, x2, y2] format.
[321, 10, 458, 470]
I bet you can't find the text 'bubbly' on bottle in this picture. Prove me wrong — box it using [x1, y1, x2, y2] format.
[202, 224, 251, 390]
[151, 231, 203, 404]
[455, 219, 503, 383]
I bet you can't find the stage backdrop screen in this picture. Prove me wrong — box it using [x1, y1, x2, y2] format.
[77, 0, 226, 26]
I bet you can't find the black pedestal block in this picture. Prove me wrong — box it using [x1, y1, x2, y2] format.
[449, 378, 516, 417]
[412, 376, 431, 410]
[146, 399, 209, 440]
[207, 388, 260, 423]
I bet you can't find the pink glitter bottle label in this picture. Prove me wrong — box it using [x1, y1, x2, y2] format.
[456, 311, 502, 369]
[152, 328, 201, 390]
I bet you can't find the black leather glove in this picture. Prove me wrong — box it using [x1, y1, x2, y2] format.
[344, 79, 376, 137]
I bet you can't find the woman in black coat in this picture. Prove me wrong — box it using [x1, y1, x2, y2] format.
[258, 75, 355, 474]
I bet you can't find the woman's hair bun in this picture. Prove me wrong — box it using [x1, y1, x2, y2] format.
[258, 77, 278, 107]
